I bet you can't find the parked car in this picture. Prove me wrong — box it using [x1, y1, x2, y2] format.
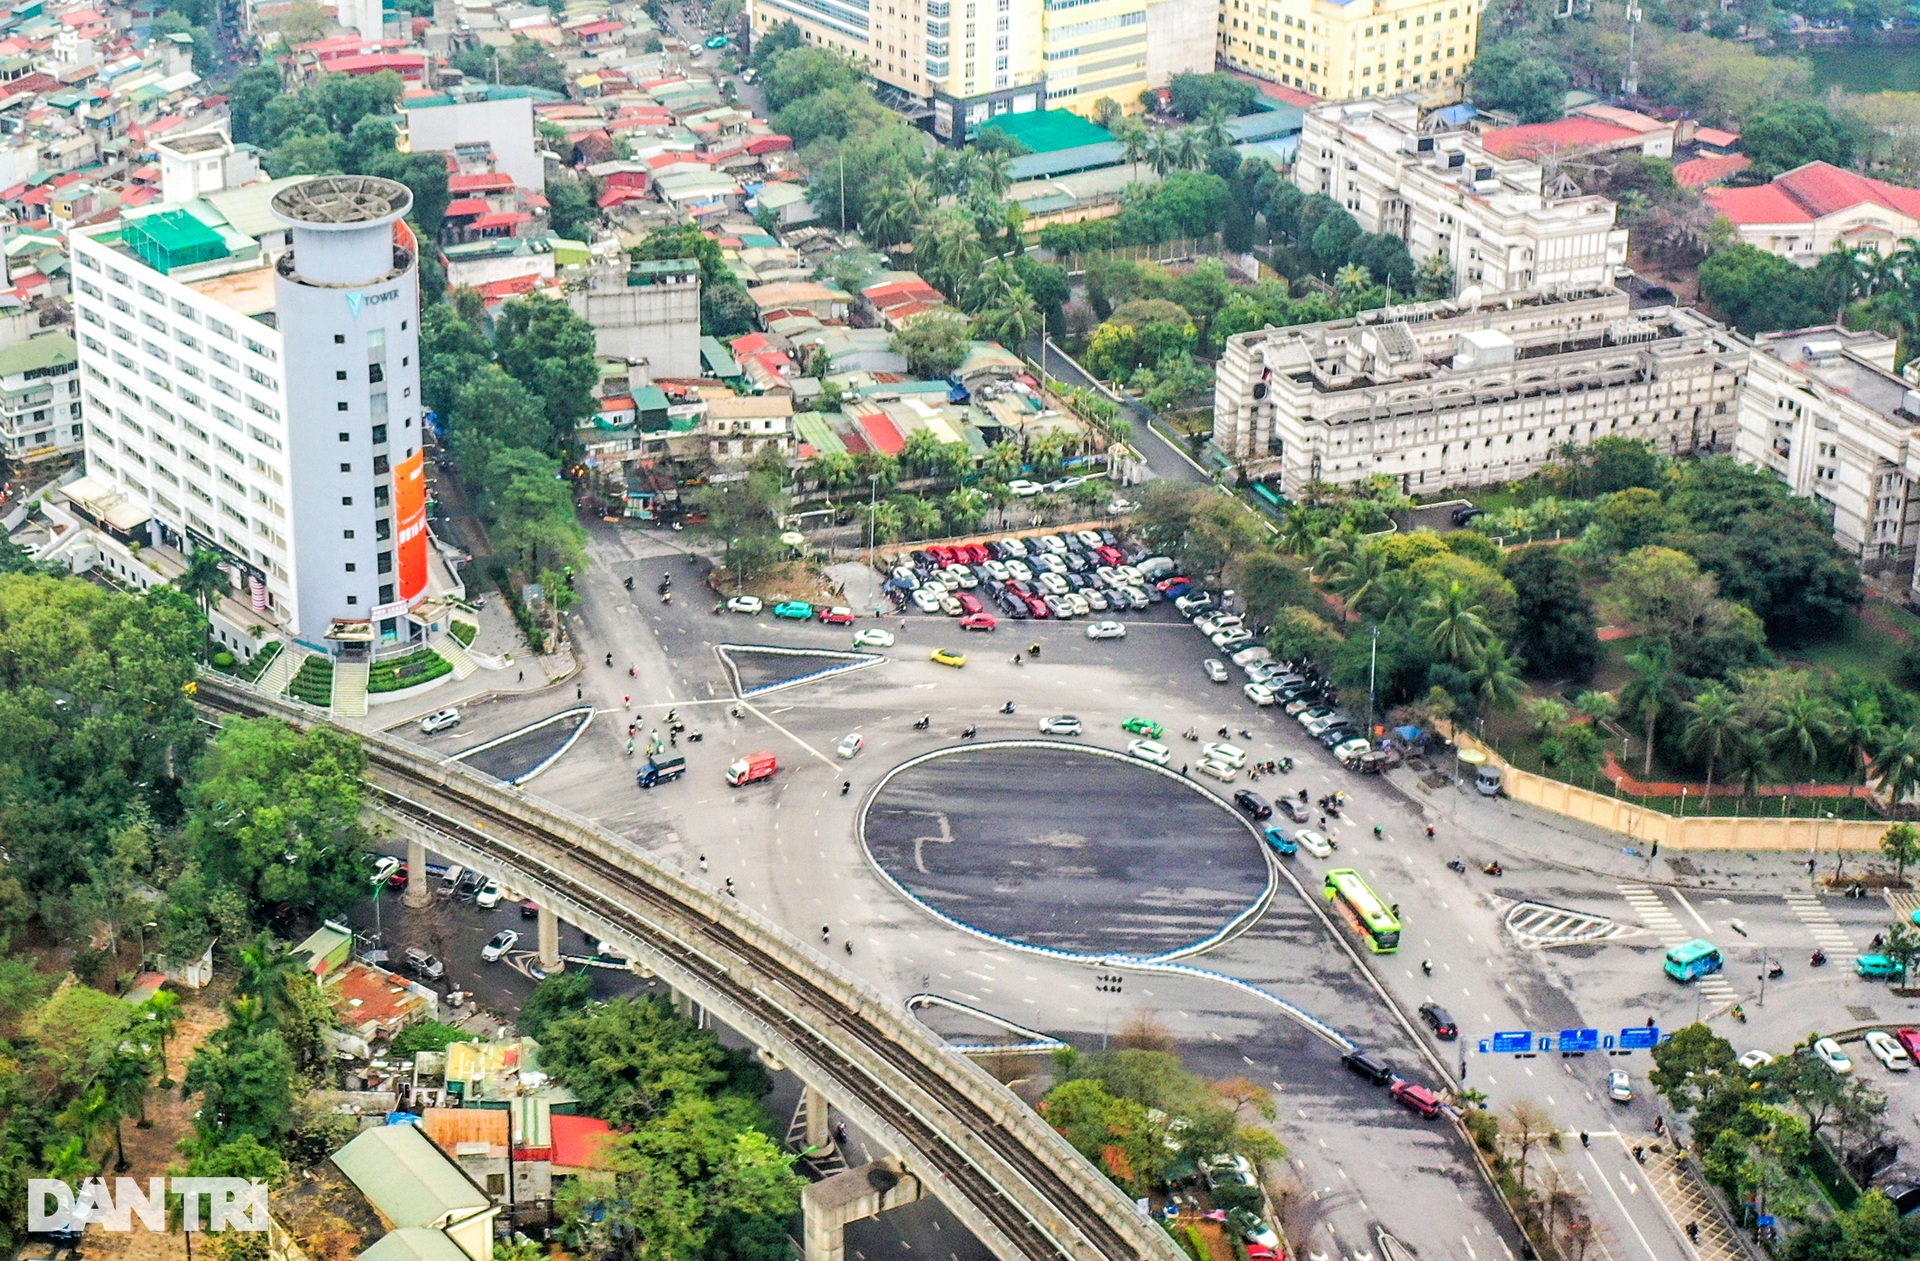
[1858, 954, 1904, 979]
[772, 601, 814, 619]
[475, 877, 502, 909]
[481, 930, 519, 962]
[367, 855, 401, 887]
[402, 947, 444, 980]
[1738, 1049, 1775, 1070]
[816, 606, 855, 624]
[1038, 715, 1084, 736]
[1897, 1029, 1920, 1061]
[1867, 1030, 1912, 1071]
[1814, 1037, 1854, 1075]
[726, 595, 763, 614]
[1243, 682, 1277, 706]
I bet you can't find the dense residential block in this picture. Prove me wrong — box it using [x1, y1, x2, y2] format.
[1217, 0, 1479, 102]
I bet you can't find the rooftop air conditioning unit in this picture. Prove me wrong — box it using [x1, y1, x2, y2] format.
[1803, 339, 1844, 362]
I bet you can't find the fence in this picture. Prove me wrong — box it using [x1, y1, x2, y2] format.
[1061, 234, 1222, 275]
[1461, 734, 1893, 851]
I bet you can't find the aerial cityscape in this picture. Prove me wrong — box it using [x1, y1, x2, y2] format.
[3, 0, 1920, 1259]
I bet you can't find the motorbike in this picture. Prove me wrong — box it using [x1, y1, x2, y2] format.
[962, 725, 978, 740]
[1276, 757, 1293, 772]
[1811, 950, 1828, 966]
[686, 731, 703, 743]
[914, 715, 932, 730]
[1483, 861, 1503, 877]
[1183, 729, 1199, 742]
[1766, 961, 1784, 979]
[1446, 858, 1468, 873]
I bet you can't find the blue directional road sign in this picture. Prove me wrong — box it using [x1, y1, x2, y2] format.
[1560, 1028, 1601, 1053]
[1619, 1026, 1661, 1050]
[1491, 1030, 1533, 1053]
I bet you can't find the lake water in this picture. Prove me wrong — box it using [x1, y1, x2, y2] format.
[1805, 43, 1920, 94]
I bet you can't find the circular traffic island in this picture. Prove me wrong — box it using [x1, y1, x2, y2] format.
[862, 743, 1272, 959]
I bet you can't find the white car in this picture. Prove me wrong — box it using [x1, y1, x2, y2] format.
[1038, 715, 1084, 736]
[1064, 593, 1091, 617]
[727, 595, 763, 614]
[1195, 758, 1237, 783]
[999, 537, 1029, 557]
[1128, 738, 1171, 766]
[419, 708, 461, 735]
[1008, 479, 1044, 497]
[1334, 737, 1372, 762]
[1866, 1030, 1911, 1071]
[1814, 1037, 1854, 1075]
[853, 628, 896, 648]
[1606, 1070, 1632, 1102]
[1231, 646, 1274, 668]
[1214, 632, 1257, 652]
[1203, 659, 1231, 683]
[1243, 682, 1277, 706]
[1006, 560, 1034, 583]
[1108, 497, 1138, 514]
[1086, 620, 1126, 640]
[1293, 829, 1332, 857]
[1038, 572, 1070, 596]
[475, 877, 502, 909]
[837, 732, 865, 759]
[1082, 589, 1110, 612]
[368, 855, 402, 887]
[1738, 1049, 1775, 1070]
[912, 588, 945, 613]
[938, 595, 964, 617]
[983, 560, 1010, 582]
[481, 929, 519, 962]
[1203, 742, 1247, 768]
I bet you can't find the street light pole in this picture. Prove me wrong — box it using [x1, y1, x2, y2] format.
[1367, 625, 1379, 738]
[866, 474, 879, 571]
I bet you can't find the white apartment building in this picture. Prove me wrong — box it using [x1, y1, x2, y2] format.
[1293, 98, 1628, 296]
[69, 171, 437, 658]
[0, 331, 79, 463]
[1733, 327, 1920, 589]
[1212, 286, 1746, 493]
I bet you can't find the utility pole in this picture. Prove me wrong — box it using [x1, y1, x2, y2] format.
[1367, 625, 1379, 738]
[1622, 0, 1641, 96]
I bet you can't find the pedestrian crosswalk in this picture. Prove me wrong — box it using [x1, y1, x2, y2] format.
[1640, 1140, 1745, 1261]
[1784, 892, 1859, 964]
[1618, 885, 1740, 1006]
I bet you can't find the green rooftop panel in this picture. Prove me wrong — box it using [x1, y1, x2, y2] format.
[972, 109, 1111, 154]
[124, 209, 228, 274]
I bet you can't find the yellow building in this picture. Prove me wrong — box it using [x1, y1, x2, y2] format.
[1216, 0, 1479, 103]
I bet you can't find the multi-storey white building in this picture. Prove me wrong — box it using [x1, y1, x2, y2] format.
[1733, 327, 1920, 590]
[69, 172, 436, 658]
[0, 327, 80, 463]
[1212, 286, 1746, 493]
[1292, 99, 1629, 295]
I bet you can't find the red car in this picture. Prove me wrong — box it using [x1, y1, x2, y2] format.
[1094, 545, 1124, 566]
[815, 606, 854, 624]
[1391, 1080, 1442, 1117]
[928, 545, 956, 565]
[1896, 1028, 1920, 1061]
[387, 866, 409, 889]
[956, 592, 984, 616]
[1156, 576, 1191, 592]
[965, 543, 990, 564]
[1023, 594, 1050, 618]
[1246, 1248, 1281, 1261]
[960, 613, 997, 631]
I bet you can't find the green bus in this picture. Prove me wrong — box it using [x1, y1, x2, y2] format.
[1323, 869, 1401, 953]
[1663, 938, 1723, 982]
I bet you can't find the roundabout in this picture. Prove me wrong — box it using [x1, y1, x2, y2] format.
[860, 741, 1276, 961]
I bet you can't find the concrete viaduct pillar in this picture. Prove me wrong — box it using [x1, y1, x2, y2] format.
[802, 1160, 922, 1261]
[537, 903, 561, 971]
[801, 1084, 831, 1152]
[403, 836, 431, 910]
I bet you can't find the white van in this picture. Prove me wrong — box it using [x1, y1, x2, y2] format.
[1136, 556, 1176, 580]
[1195, 758, 1238, 783]
[420, 708, 461, 734]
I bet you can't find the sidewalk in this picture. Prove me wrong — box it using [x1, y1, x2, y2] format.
[359, 598, 576, 732]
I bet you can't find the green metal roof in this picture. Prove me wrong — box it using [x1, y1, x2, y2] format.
[360, 1229, 473, 1261]
[700, 335, 739, 378]
[794, 411, 846, 456]
[0, 332, 73, 379]
[633, 385, 669, 412]
[331, 1125, 491, 1228]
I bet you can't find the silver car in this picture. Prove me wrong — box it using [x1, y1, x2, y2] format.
[1203, 659, 1231, 683]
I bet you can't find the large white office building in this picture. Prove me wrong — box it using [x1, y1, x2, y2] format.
[1292, 99, 1629, 296]
[69, 170, 436, 657]
[1212, 286, 1747, 492]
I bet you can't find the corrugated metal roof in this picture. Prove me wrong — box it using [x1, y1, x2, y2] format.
[330, 1124, 491, 1227]
[202, 175, 317, 240]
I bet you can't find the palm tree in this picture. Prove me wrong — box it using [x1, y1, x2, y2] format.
[962, 258, 1019, 316]
[1621, 641, 1681, 777]
[1574, 691, 1618, 724]
[41, 1135, 94, 1184]
[1680, 682, 1743, 796]
[97, 1047, 151, 1167]
[1834, 697, 1885, 785]
[236, 933, 298, 1023]
[1465, 643, 1524, 716]
[812, 452, 857, 496]
[1145, 130, 1178, 177]
[982, 441, 1022, 482]
[1308, 530, 1355, 577]
[1874, 726, 1920, 816]
[1416, 580, 1492, 667]
[866, 175, 930, 248]
[1767, 690, 1834, 784]
[141, 990, 181, 1089]
[1172, 127, 1204, 171]
[176, 548, 230, 657]
[1330, 546, 1388, 608]
[1278, 506, 1319, 558]
[1360, 570, 1423, 624]
[865, 499, 903, 544]
[1195, 103, 1233, 152]
[57, 1083, 112, 1167]
[977, 289, 1042, 348]
[1113, 118, 1149, 181]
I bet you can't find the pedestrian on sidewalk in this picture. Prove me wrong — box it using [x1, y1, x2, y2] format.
[1686, 1223, 1699, 1245]
[698, 854, 708, 872]
[1579, 1131, 1589, 1148]
[518, 670, 524, 682]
